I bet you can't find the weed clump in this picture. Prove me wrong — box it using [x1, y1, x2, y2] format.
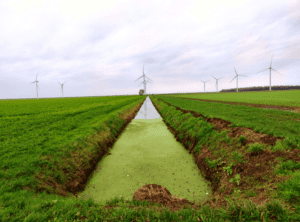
[232, 150, 244, 164]
[275, 160, 300, 175]
[272, 140, 285, 151]
[239, 135, 246, 143]
[229, 174, 241, 186]
[205, 157, 222, 169]
[247, 142, 264, 153]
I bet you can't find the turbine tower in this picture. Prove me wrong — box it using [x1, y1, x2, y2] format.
[200, 80, 209, 93]
[230, 67, 248, 92]
[138, 79, 152, 95]
[30, 72, 39, 99]
[134, 64, 153, 95]
[256, 54, 282, 91]
[211, 75, 224, 92]
[58, 81, 67, 98]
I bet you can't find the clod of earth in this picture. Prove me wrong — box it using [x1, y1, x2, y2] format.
[133, 184, 199, 212]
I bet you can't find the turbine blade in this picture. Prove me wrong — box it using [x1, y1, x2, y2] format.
[272, 69, 282, 75]
[134, 76, 143, 82]
[63, 81, 67, 84]
[36, 72, 39, 80]
[58, 81, 61, 84]
[256, 68, 269, 74]
[230, 76, 236, 83]
[239, 75, 248, 77]
[145, 76, 152, 81]
[234, 67, 238, 75]
[270, 54, 273, 67]
[211, 75, 216, 79]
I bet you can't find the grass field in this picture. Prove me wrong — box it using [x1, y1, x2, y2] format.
[0, 95, 148, 221]
[155, 95, 300, 145]
[1, 91, 300, 221]
[162, 90, 300, 107]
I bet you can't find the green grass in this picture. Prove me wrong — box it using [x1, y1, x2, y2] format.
[155, 95, 300, 149]
[163, 89, 300, 107]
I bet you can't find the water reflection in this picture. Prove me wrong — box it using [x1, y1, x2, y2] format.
[134, 96, 161, 120]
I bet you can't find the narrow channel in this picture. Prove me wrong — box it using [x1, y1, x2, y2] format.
[77, 96, 211, 205]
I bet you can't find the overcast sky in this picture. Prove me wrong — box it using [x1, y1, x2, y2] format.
[1, 0, 299, 99]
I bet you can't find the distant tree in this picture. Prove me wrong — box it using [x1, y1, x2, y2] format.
[139, 89, 144, 95]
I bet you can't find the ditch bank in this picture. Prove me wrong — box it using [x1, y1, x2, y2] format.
[76, 96, 212, 208]
[33, 96, 148, 197]
[151, 96, 300, 210]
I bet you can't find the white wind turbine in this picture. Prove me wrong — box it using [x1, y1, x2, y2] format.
[134, 64, 153, 95]
[58, 81, 67, 98]
[230, 67, 248, 92]
[256, 54, 283, 91]
[211, 75, 224, 92]
[200, 80, 209, 92]
[30, 72, 39, 99]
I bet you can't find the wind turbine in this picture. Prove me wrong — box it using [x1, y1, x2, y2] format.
[134, 64, 153, 95]
[256, 54, 283, 91]
[200, 80, 209, 93]
[58, 81, 67, 98]
[211, 75, 224, 92]
[230, 67, 248, 92]
[30, 72, 39, 99]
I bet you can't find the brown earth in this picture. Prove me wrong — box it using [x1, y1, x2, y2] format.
[133, 184, 196, 212]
